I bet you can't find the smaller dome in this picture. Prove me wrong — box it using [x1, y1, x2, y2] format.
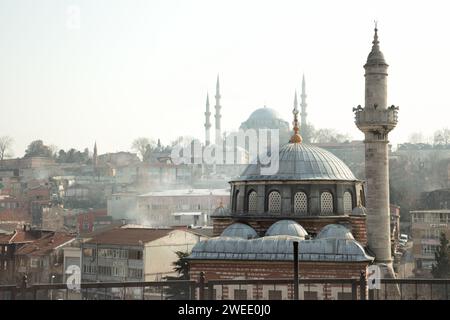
[351, 206, 367, 216]
[316, 224, 354, 240]
[212, 206, 230, 217]
[221, 223, 258, 239]
[265, 220, 308, 239]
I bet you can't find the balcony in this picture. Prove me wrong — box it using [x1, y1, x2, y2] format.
[353, 105, 399, 132]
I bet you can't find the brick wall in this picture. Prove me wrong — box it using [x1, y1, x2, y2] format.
[189, 260, 367, 300]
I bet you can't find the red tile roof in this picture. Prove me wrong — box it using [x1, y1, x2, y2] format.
[0, 208, 30, 223]
[85, 228, 173, 246]
[0, 229, 38, 244]
[15, 232, 75, 256]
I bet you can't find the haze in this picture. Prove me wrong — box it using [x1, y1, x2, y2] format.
[1, 0, 449, 157]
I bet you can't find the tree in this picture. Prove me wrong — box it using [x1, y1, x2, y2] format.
[431, 233, 450, 279]
[24, 140, 52, 158]
[0, 136, 13, 161]
[131, 137, 155, 160]
[309, 128, 351, 144]
[408, 132, 426, 144]
[433, 128, 450, 146]
[56, 147, 90, 164]
[164, 251, 190, 299]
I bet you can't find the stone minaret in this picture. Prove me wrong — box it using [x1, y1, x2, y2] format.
[204, 93, 211, 146]
[300, 74, 308, 142]
[93, 141, 98, 167]
[214, 75, 222, 145]
[354, 26, 399, 265]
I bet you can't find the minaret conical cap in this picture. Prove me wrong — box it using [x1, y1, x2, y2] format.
[366, 23, 387, 66]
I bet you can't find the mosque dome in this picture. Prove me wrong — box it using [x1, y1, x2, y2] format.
[235, 142, 357, 181]
[247, 107, 282, 122]
[265, 220, 308, 239]
[351, 206, 367, 216]
[221, 223, 258, 239]
[239, 107, 290, 132]
[316, 224, 354, 240]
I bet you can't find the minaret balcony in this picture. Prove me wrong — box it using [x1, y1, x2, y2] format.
[353, 105, 398, 132]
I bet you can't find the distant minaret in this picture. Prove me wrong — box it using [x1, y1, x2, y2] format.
[300, 74, 308, 142]
[93, 142, 98, 167]
[214, 75, 222, 145]
[354, 25, 398, 265]
[204, 93, 211, 146]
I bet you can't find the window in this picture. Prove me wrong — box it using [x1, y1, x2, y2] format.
[30, 258, 40, 268]
[343, 192, 352, 214]
[248, 191, 257, 213]
[320, 192, 334, 215]
[268, 191, 281, 213]
[234, 289, 247, 300]
[337, 292, 353, 300]
[294, 192, 307, 215]
[128, 268, 143, 279]
[304, 291, 318, 300]
[129, 250, 143, 260]
[268, 290, 282, 300]
[422, 244, 439, 256]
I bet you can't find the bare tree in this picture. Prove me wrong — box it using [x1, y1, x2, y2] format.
[132, 137, 155, 160]
[0, 136, 13, 161]
[408, 132, 426, 144]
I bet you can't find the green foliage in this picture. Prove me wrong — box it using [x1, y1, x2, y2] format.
[24, 140, 52, 158]
[56, 148, 90, 164]
[431, 233, 450, 279]
[164, 251, 190, 300]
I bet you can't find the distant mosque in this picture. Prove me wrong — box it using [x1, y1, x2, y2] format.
[203, 74, 312, 152]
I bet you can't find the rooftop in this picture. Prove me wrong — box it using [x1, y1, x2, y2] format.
[15, 232, 75, 256]
[85, 227, 173, 246]
[139, 188, 230, 197]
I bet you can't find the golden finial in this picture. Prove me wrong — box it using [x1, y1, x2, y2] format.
[290, 94, 303, 143]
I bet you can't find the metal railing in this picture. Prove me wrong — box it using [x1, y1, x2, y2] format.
[369, 278, 450, 300]
[1, 274, 449, 300]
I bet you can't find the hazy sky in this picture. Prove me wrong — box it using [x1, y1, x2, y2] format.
[1, 0, 450, 157]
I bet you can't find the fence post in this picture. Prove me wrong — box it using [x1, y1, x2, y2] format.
[359, 271, 367, 300]
[20, 275, 28, 300]
[293, 241, 299, 300]
[351, 280, 357, 300]
[198, 272, 205, 300]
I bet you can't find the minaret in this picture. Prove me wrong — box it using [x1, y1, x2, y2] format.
[290, 93, 302, 144]
[93, 141, 98, 167]
[214, 75, 222, 145]
[300, 74, 308, 142]
[354, 25, 399, 265]
[204, 93, 211, 146]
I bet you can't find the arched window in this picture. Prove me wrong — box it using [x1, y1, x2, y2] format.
[268, 191, 281, 213]
[320, 192, 333, 215]
[248, 191, 257, 213]
[294, 192, 307, 215]
[343, 191, 353, 214]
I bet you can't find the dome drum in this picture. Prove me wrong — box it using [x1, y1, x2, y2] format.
[230, 181, 362, 217]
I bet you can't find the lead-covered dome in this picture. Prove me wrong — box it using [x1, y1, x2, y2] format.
[247, 107, 282, 122]
[265, 220, 308, 239]
[221, 223, 258, 239]
[235, 143, 357, 181]
[316, 224, 354, 240]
